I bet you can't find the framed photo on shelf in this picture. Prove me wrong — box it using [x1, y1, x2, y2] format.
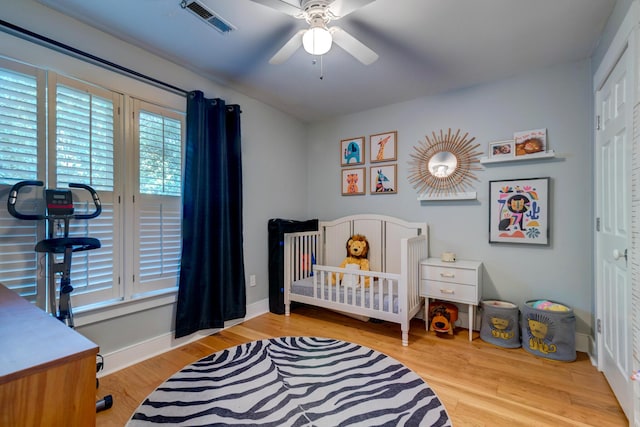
[340, 136, 365, 166]
[370, 164, 397, 194]
[341, 167, 366, 196]
[489, 177, 549, 245]
[489, 140, 514, 159]
[513, 128, 546, 157]
[370, 131, 397, 163]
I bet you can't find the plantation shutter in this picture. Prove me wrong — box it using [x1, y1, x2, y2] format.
[133, 100, 183, 295]
[50, 75, 122, 306]
[0, 61, 45, 303]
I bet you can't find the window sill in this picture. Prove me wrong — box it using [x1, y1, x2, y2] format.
[73, 287, 179, 327]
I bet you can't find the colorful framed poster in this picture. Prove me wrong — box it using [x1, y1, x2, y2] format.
[370, 131, 397, 163]
[341, 167, 366, 196]
[370, 164, 397, 194]
[489, 177, 549, 245]
[341, 136, 365, 166]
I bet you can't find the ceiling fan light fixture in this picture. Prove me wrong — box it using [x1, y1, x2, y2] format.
[302, 24, 332, 56]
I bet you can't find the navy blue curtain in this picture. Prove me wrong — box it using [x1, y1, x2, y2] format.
[175, 91, 246, 339]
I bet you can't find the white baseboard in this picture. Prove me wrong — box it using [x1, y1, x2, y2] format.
[99, 298, 269, 376]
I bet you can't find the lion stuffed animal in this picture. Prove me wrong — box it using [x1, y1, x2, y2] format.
[332, 234, 370, 286]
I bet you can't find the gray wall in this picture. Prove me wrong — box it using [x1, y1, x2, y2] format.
[306, 60, 594, 335]
[0, 0, 308, 354]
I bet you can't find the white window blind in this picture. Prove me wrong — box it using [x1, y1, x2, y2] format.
[133, 100, 183, 296]
[49, 75, 122, 307]
[0, 60, 45, 303]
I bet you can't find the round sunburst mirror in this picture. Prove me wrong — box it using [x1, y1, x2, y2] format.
[408, 128, 483, 198]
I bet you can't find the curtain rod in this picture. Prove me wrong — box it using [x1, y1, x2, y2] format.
[0, 19, 189, 96]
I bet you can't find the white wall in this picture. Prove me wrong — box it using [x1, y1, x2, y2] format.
[306, 60, 594, 336]
[0, 0, 308, 354]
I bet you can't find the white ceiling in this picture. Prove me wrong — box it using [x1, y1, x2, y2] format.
[37, 0, 616, 123]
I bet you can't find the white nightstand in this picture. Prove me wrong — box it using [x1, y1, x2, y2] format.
[420, 257, 483, 341]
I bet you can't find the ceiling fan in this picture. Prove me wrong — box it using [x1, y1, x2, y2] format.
[250, 0, 379, 65]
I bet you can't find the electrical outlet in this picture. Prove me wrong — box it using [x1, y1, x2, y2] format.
[249, 274, 256, 287]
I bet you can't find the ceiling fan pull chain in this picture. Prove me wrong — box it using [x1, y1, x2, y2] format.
[320, 55, 324, 80]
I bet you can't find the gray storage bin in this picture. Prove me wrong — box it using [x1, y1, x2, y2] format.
[480, 300, 520, 348]
[521, 299, 576, 362]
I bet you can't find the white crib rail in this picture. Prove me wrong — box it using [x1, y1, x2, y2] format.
[284, 231, 321, 314]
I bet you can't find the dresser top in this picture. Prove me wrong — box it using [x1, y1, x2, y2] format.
[0, 284, 98, 383]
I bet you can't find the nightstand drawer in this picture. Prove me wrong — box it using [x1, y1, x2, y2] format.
[421, 265, 477, 285]
[421, 279, 477, 303]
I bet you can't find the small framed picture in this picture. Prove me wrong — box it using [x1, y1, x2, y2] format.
[370, 164, 397, 194]
[341, 137, 365, 166]
[514, 128, 547, 157]
[370, 131, 397, 163]
[489, 140, 515, 159]
[489, 177, 550, 245]
[341, 167, 366, 196]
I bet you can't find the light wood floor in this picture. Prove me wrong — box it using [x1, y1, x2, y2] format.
[96, 306, 626, 426]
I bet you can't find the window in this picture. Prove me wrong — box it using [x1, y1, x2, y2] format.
[0, 58, 184, 314]
[133, 100, 183, 296]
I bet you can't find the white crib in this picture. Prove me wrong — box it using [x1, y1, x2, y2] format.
[283, 214, 428, 346]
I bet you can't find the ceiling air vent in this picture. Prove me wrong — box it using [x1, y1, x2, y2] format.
[181, 0, 236, 34]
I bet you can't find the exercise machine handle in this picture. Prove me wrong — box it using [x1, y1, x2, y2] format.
[69, 183, 102, 219]
[7, 180, 45, 220]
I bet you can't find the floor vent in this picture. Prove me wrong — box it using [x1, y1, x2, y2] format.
[182, 0, 236, 34]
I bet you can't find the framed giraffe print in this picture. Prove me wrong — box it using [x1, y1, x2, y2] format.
[341, 167, 366, 196]
[370, 131, 397, 163]
[370, 164, 397, 194]
[340, 136, 365, 166]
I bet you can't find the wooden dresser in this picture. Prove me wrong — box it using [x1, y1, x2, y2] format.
[0, 284, 98, 426]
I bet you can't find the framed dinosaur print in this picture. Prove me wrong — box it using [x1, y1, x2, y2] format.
[489, 177, 549, 245]
[370, 131, 397, 163]
[340, 136, 365, 166]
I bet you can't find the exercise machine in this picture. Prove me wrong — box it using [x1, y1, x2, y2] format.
[7, 180, 113, 412]
[8, 180, 101, 326]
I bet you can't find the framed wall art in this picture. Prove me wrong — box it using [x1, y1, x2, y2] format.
[489, 177, 549, 245]
[341, 167, 366, 196]
[514, 128, 546, 157]
[489, 140, 514, 159]
[370, 164, 397, 194]
[370, 131, 397, 163]
[341, 136, 365, 166]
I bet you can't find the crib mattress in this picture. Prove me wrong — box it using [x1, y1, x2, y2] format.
[291, 277, 399, 313]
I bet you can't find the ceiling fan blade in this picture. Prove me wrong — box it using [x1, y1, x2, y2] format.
[330, 26, 378, 65]
[247, 0, 303, 17]
[269, 29, 306, 64]
[328, 0, 376, 18]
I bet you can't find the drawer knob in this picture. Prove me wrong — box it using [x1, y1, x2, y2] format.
[440, 289, 455, 294]
[440, 272, 455, 278]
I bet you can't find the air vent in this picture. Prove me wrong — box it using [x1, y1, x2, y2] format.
[182, 0, 236, 34]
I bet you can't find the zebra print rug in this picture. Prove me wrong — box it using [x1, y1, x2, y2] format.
[128, 337, 450, 426]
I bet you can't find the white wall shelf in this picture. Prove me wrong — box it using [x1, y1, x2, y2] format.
[418, 191, 477, 201]
[479, 150, 555, 164]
